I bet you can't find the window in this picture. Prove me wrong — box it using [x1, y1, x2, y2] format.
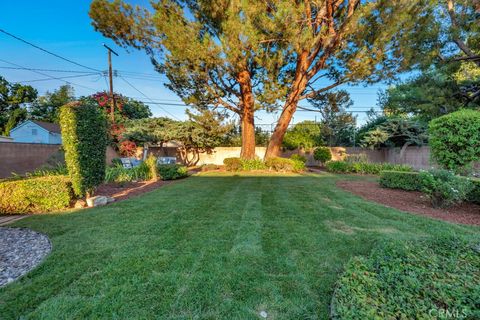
[32, 129, 37, 136]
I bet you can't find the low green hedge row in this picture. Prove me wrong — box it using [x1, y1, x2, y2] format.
[379, 170, 423, 191]
[326, 161, 412, 175]
[0, 175, 74, 214]
[380, 170, 480, 205]
[223, 156, 305, 172]
[331, 237, 480, 320]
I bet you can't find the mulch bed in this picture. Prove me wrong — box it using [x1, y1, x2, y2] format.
[95, 180, 175, 202]
[337, 180, 480, 226]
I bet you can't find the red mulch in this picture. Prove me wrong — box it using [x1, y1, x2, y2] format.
[337, 180, 480, 226]
[96, 180, 174, 202]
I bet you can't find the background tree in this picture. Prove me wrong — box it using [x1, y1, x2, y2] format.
[124, 110, 233, 165]
[90, 0, 286, 159]
[263, 0, 434, 158]
[282, 121, 323, 150]
[360, 117, 428, 150]
[379, 65, 479, 121]
[0, 76, 37, 135]
[306, 90, 356, 146]
[30, 85, 75, 123]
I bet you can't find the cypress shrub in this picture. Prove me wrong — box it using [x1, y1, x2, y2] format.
[0, 176, 73, 214]
[60, 100, 108, 197]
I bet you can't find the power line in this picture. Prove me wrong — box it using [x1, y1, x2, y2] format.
[20, 73, 100, 83]
[0, 66, 101, 74]
[0, 28, 102, 72]
[0, 58, 99, 92]
[118, 75, 181, 120]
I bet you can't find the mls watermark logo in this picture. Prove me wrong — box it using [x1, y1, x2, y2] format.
[428, 308, 469, 319]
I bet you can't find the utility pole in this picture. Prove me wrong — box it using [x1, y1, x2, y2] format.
[103, 43, 118, 123]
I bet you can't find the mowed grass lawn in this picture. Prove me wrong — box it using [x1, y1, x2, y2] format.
[1, 172, 478, 319]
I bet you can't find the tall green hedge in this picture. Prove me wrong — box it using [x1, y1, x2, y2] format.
[429, 109, 480, 170]
[60, 100, 108, 197]
[0, 176, 73, 214]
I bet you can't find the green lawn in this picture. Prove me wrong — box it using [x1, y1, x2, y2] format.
[1, 172, 478, 319]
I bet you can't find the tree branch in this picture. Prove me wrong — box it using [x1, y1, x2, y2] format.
[299, 80, 345, 100]
[447, 0, 480, 67]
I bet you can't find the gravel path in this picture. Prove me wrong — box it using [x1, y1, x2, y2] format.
[0, 227, 51, 287]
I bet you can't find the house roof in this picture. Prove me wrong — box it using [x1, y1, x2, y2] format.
[30, 121, 61, 134]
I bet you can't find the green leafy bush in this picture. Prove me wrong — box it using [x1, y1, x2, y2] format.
[313, 147, 332, 163]
[292, 159, 306, 172]
[325, 161, 352, 173]
[467, 178, 480, 204]
[0, 176, 73, 214]
[429, 109, 480, 170]
[223, 157, 242, 172]
[240, 158, 267, 171]
[331, 237, 480, 320]
[326, 161, 412, 175]
[290, 154, 307, 163]
[379, 171, 423, 191]
[105, 163, 151, 183]
[265, 157, 301, 172]
[60, 100, 108, 197]
[420, 169, 473, 208]
[157, 164, 188, 180]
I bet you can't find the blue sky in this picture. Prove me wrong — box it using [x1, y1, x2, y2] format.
[0, 0, 389, 126]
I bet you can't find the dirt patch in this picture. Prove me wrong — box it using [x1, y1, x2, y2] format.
[96, 180, 175, 202]
[337, 180, 480, 226]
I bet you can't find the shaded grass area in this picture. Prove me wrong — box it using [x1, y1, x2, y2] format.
[1, 172, 478, 319]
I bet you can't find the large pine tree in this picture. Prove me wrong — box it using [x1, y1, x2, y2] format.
[90, 0, 285, 159]
[90, 0, 440, 159]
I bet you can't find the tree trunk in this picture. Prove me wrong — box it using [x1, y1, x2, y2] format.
[238, 70, 256, 159]
[240, 110, 256, 159]
[265, 51, 310, 159]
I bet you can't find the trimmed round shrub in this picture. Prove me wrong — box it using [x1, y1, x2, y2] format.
[240, 158, 267, 171]
[332, 237, 480, 320]
[265, 157, 295, 172]
[60, 100, 108, 197]
[429, 109, 480, 170]
[0, 176, 73, 214]
[224, 157, 242, 172]
[313, 147, 332, 163]
[419, 169, 473, 208]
